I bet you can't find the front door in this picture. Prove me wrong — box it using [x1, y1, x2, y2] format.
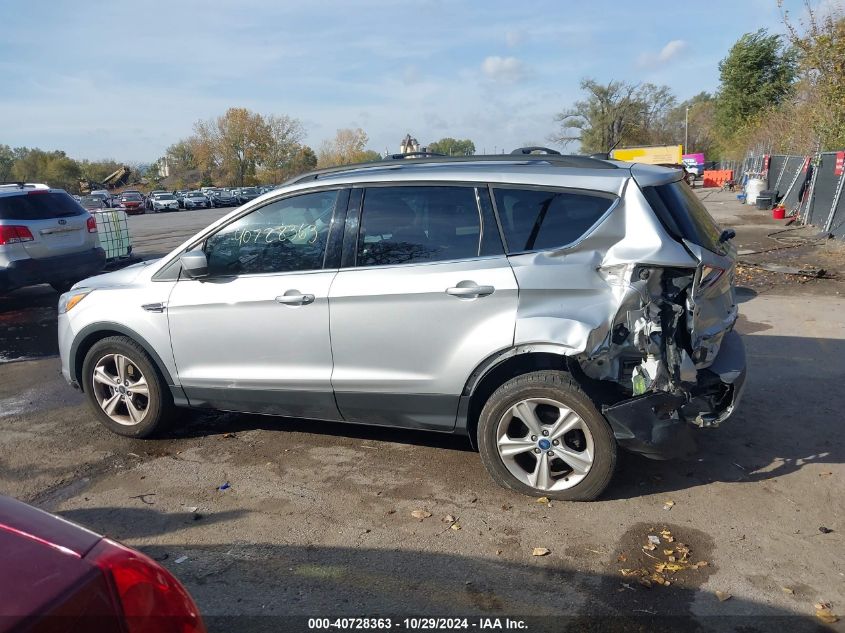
[167, 189, 344, 420]
[329, 185, 519, 430]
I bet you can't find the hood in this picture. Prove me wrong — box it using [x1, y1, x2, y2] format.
[74, 259, 159, 290]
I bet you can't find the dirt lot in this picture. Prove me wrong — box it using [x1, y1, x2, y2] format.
[0, 194, 843, 632]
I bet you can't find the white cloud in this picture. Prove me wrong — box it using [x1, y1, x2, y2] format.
[637, 39, 688, 67]
[481, 56, 527, 82]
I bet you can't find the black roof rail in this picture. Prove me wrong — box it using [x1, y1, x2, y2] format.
[284, 153, 617, 186]
[385, 151, 447, 160]
[510, 146, 562, 155]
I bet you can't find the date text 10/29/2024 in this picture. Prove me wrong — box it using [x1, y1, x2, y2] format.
[308, 618, 528, 630]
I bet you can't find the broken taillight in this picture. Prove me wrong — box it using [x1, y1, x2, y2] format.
[86, 538, 206, 633]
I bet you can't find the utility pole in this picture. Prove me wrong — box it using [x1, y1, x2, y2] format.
[684, 106, 690, 152]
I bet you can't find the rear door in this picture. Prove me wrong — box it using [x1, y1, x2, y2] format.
[0, 190, 94, 258]
[329, 184, 518, 430]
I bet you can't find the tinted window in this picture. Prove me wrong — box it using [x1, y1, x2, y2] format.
[492, 188, 613, 252]
[0, 191, 85, 220]
[358, 186, 481, 266]
[204, 190, 338, 276]
[642, 181, 725, 255]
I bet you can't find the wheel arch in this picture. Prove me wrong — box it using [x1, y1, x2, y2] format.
[460, 346, 575, 450]
[70, 323, 185, 404]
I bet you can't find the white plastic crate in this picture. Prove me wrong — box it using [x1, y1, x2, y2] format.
[93, 210, 132, 260]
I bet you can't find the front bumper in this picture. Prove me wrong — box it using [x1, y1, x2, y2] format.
[603, 330, 747, 460]
[0, 248, 106, 292]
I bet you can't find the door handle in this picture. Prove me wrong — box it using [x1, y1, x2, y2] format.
[445, 283, 495, 298]
[275, 291, 315, 306]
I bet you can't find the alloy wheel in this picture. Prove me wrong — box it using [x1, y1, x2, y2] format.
[91, 353, 150, 426]
[495, 397, 595, 492]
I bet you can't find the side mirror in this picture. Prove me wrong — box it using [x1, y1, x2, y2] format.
[180, 250, 209, 279]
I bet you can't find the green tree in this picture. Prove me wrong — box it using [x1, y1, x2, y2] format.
[714, 29, 798, 138]
[0, 144, 14, 182]
[428, 137, 476, 156]
[551, 79, 677, 153]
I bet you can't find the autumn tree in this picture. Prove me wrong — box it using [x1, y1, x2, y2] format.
[781, 0, 845, 149]
[317, 128, 379, 167]
[260, 114, 305, 183]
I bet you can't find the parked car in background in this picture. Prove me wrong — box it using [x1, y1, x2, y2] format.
[182, 191, 210, 209]
[235, 187, 260, 204]
[57, 149, 746, 501]
[88, 191, 112, 208]
[151, 193, 180, 212]
[79, 196, 108, 212]
[0, 183, 105, 293]
[116, 192, 145, 215]
[0, 494, 206, 633]
[210, 189, 238, 207]
[146, 189, 168, 210]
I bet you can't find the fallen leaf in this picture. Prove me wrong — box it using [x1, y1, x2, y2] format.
[663, 549, 674, 556]
[643, 543, 657, 551]
[450, 523, 462, 531]
[638, 577, 652, 588]
[668, 556, 676, 562]
[814, 602, 831, 611]
[532, 547, 551, 557]
[715, 591, 732, 602]
[782, 587, 794, 595]
[662, 563, 685, 572]
[818, 471, 833, 477]
[443, 514, 456, 523]
[819, 526, 834, 534]
[617, 553, 628, 563]
[411, 510, 432, 520]
[536, 496, 550, 505]
[691, 561, 709, 569]
[815, 608, 839, 624]
[663, 500, 675, 510]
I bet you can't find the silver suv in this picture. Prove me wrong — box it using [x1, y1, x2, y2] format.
[1, 183, 106, 294]
[57, 151, 746, 500]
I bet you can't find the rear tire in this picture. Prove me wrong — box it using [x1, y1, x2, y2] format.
[81, 336, 173, 438]
[477, 370, 617, 501]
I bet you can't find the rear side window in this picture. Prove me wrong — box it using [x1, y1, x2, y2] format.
[0, 191, 85, 220]
[357, 186, 482, 266]
[492, 188, 614, 252]
[642, 181, 725, 255]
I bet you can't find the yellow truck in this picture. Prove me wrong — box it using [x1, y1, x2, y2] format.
[610, 145, 683, 165]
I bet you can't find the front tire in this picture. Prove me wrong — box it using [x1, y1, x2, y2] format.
[81, 336, 173, 438]
[477, 371, 616, 501]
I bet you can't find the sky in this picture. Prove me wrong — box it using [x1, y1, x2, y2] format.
[0, 0, 826, 163]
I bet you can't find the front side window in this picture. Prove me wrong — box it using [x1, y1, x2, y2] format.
[357, 186, 481, 266]
[203, 189, 338, 276]
[493, 188, 614, 252]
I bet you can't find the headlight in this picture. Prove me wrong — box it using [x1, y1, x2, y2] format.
[59, 289, 93, 314]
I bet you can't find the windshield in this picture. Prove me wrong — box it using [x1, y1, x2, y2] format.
[242, 188, 258, 194]
[158, 194, 176, 200]
[122, 193, 142, 200]
[81, 196, 104, 206]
